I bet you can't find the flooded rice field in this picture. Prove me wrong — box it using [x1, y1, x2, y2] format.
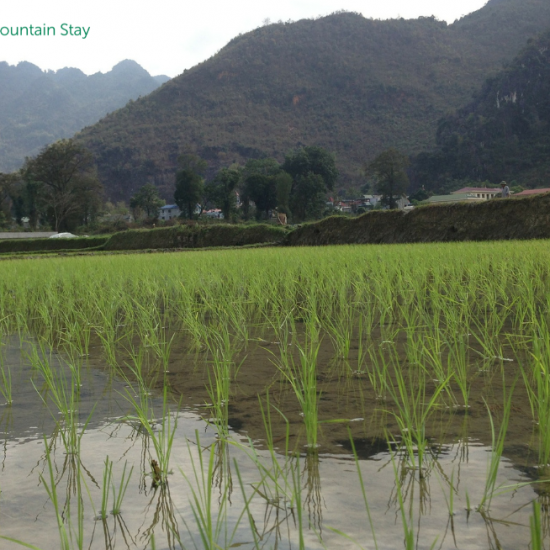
[1, 242, 550, 549]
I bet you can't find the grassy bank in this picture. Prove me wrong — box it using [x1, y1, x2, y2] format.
[0, 235, 108, 255]
[0, 223, 287, 255]
[102, 223, 287, 251]
[285, 193, 550, 246]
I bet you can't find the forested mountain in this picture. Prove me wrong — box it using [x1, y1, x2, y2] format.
[0, 60, 170, 172]
[76, 0, 550, 201]
[411, 28, 550, 191]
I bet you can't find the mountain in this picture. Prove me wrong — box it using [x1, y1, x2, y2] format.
[0, 60, 170, 172]
[411, 28, 550, 191]
[76, 0, 550, 201]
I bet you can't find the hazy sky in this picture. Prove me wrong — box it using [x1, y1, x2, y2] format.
[3, 1, 489, 77]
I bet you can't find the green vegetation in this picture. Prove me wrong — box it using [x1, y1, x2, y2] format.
[366, 148, 410, 209]
[20, 139, 103, 231]
[2, 240, 550, 547]
[411, 28, 550, 191]
[130, 183, 164, 219]
[0, 235, 108, 255]
[174, 153, 207, 219]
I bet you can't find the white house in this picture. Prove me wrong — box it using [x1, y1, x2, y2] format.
[158, 204, 181, 221]
[451, 187, 500, 200]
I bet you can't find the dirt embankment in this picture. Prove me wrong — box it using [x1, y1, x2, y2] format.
[102, 223, 287, 251]
[285, 194, 550, 246]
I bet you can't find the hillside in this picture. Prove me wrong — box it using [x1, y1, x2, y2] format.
[0, 60, 170, 173]
[411, 28, 550, 191]
[76, 0, 550, 202]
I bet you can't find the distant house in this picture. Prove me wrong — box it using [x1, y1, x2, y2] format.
[513, 188, 550, 196]
[204, 209, 224, 219]
[425, 193, 484, 205]
[158, 204, 181, 220]
[451, 187, 500, 200]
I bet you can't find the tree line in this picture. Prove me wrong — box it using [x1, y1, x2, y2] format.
[132, 145, 341, 224]
[0, 139, 102, 231]
[0, 137, 412, 233]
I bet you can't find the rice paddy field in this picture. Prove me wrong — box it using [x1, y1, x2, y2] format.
[1, 241, 550, 549]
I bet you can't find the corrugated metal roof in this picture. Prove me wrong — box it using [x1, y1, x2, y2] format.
[426, 193, 481, 203]
[514, 189, 550, 196]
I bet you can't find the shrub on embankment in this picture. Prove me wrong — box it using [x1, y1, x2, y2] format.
[103, 223, 287, 251]
[284, 194, 550, 246]
[0, 236, 108, 254]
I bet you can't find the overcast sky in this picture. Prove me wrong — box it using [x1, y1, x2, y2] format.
[3, 1, 489, 77]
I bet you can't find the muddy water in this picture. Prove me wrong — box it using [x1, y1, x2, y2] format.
[0, 333, 546, 549]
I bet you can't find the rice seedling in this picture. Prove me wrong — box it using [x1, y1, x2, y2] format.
[7, 241, 550, 548]
[519, 317, 550, 476]
[530, 500, 543, 550]
[204, 323, 245, 437]
[384, 353, 452, 476]
[477, 379, 515, 513]
[111, 460, 133, 515]
[180, 430, 246, 550]
[276, 318, 322, 450]
[119, 379, 178, 486]
[98, 457, 133, 518]
[98, 457, 113, 520]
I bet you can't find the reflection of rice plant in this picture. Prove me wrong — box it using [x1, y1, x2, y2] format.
[33, 436, 87, 550]
[29, 345, 91, 455]
[478, 380, 514, 512]
[181, 431, 244, 550]
[120, 378, 177, 486]
[385, 358, 451, 475]
[0, 364, 12, 405]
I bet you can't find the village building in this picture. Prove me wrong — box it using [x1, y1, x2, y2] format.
[451, 187, 501, 200]
[158, 204, 181, 221]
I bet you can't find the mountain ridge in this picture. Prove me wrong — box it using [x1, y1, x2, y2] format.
[0, 60, 170, 172]
[69, 0, 550, 200]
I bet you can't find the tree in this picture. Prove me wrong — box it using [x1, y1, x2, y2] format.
[174, 154, 207, 219]
[282, 146, 338, 221]
[275, 172, 292, 216]
[130, 183, 164, 219]
[282, 146, 338, 192]
[241, 158, 281, 220]
[290, 173, 327, 221]
[0, 173, 19, 228]
[367, 149, 410, 209]
[205, 167, 241, 221]
[22, 139, 103, 231]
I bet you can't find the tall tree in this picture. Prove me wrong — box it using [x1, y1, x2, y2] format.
[241, 158, 281, 220]
[22, 139, 102, 231]
[282, 146, 338, 192]
[367, 149, 410, 209]
[130, 183, 164, 219]
[290, 173, 327, 221]
[275, 172, 293, 216]
[282, 146, 337, 221]
[0, 173, 18, 228]
[174, 154, 207, 219]
[205, 167, 241, 221]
